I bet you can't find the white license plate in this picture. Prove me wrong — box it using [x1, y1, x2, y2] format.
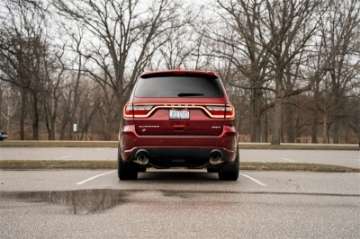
[169, 109, 190, 120]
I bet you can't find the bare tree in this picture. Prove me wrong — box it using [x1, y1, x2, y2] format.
[0, 0, 49, 139]
[42, 45, 66, 139]
[253, 0, 323, 144]
[319, 0, 360, 143]
[213, 0, 272, 142]
[53, 0, 182, 128]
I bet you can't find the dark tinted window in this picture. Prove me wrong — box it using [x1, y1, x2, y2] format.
[134, 76, 224, 97]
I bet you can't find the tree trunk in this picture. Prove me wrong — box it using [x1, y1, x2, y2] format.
[0, 87, 3, 130]
[295, 115, 301, 143]
[332, 119, 340, 144]
[32, 93, 40, 140]
[253, 116, 261, 142]
[322, 114, 328, 143]
[48, 117, 56, 140]
[311, 112, 318, 143]
[262, 112, 269, 142]
[59, 120, 68, 140]
[285, 103, 296, 143]
[20, 89, 26, 140]
[250, 90, 262, 142]
[271, 93, 282, 145]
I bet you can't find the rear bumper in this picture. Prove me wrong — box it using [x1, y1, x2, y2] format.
[119, 125, 237, 166]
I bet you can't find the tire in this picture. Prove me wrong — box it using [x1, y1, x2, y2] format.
[207, 168, 218, 173]
[118, 146, 138, 180]
[218, 152, 239, 181]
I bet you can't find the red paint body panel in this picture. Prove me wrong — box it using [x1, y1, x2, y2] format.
[120, 124, 237, 162]
[119, 70, 238, 167]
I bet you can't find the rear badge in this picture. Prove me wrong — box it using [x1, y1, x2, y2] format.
[138, 125, 160, 128]
[138, 125, 160, 132]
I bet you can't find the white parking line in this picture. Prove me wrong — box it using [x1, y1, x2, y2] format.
[76, 170, 116, 185]
[240, 173, 267, 187]
[280, 157, 295, 162]
[59, 155, 71, 159]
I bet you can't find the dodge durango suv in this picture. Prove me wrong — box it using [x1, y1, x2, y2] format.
[118, 70, 239, 180]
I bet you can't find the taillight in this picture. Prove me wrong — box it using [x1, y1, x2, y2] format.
[206, 105, 226, 118]
[123, 103, 133, 119]
[225, 104, 235, 119]
[123, 104, 154, 118]
[205, 104, 235, 119]
[133, 105, 154, 117]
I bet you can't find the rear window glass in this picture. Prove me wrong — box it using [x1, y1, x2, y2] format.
[134, 76, 224, 97]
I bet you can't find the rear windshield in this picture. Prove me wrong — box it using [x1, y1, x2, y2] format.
[134, 76, 224, 97]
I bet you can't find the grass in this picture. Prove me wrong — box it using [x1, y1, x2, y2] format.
[1, 160, 359, 172]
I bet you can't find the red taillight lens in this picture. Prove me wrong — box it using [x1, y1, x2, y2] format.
[205, 104, 235, 119]
[225, 104, 235, 119]
[206, 105, 226, 118]
[123, 104, 133, 119]
[133, 105, 153, 117]
[123, 104, 154, 118]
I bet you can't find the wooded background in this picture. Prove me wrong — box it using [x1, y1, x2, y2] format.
[0, 0, 359, 144]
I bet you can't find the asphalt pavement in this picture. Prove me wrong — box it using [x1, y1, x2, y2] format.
[1, 147, 359, 238]
[0, 147, 359, 168]
[0, 169, 359, 238]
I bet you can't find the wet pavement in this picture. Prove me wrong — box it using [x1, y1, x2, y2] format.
[1, 189, 128, 215]
[1, 170, 360, 238]
[1, 170, 359, 195]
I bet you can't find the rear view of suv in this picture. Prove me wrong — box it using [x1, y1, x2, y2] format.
[118, 70, 239, 180]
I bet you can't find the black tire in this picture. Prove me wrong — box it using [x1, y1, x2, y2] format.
[207, 168, 218, 173]
[118, 146, 138, 180]
[218, 153, 239, 181]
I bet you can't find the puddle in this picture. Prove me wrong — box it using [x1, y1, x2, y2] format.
[161, 191, 193, 199]
[0, 189, 128, 215]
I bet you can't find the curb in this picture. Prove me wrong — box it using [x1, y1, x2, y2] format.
[1, 160, 359, 172]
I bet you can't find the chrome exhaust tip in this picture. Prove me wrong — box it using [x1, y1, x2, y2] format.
[209, 150, 224, 165]
[133, 149, 149, 165]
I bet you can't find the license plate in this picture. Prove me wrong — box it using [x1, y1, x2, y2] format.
[169, 109, 190, 120]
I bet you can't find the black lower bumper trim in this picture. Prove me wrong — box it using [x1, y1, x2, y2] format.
[130, 148, 230, 168]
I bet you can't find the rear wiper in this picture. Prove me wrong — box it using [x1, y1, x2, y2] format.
[177, 92, 204, 97]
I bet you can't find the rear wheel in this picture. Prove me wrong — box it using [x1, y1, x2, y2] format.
[218, 153, 239, 181]
[207, 168, 218, 173]
[118, 146, 138, 180]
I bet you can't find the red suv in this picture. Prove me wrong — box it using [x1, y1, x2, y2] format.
[118, 70, 239, 180]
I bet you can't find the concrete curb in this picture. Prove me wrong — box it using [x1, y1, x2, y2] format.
[0, 141, 359, 150]
[1, 160, 359, 172]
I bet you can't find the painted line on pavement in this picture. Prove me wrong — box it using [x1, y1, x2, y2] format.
[76, 170, 116, 185]
[280, 157, 295, 162]
[59, 155, 71, 159]
[240, 173, 267, 187]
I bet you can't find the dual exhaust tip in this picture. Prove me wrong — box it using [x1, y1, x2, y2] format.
[209, 149, 224, 165]
[133, 149, 150, 165]
[133, 149, 224, 166]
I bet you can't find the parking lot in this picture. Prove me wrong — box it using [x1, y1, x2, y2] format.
[0, 147, 359, 168]
[1, 169, 359, 239]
